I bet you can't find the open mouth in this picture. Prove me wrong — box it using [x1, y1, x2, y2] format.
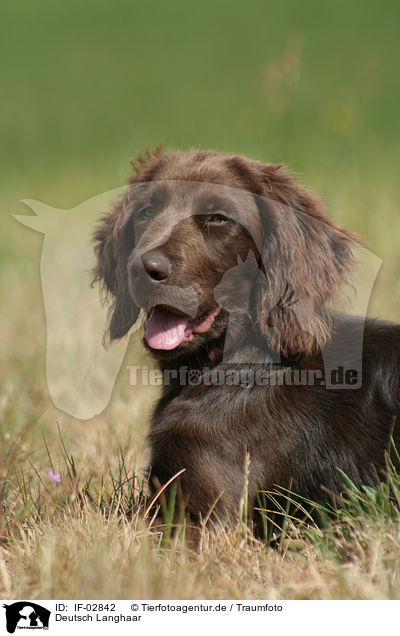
[144, 305, 222, 350]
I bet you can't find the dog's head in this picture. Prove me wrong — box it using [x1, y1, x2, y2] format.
[93, 148, 355, 361]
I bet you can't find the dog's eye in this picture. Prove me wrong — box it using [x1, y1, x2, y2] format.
[137, 205, 153, 222]
[207, 213, 227, 226]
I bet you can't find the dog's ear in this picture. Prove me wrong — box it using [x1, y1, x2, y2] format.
[92, 146, 165, 342]
[244, 161, 356, 356]
[92, 191, 139, 342]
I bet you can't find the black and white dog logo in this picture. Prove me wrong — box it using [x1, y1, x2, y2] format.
[3, 602, 50, 633]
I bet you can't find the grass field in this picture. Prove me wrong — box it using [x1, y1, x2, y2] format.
[1, 0, 400, 599]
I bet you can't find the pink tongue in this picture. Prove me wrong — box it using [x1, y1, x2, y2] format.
[145, 307, 191, 350]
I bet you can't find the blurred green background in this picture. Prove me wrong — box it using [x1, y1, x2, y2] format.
[1, 0, 400, 376]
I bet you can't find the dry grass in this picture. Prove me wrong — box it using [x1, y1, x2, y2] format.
[2, 485, 400, 599]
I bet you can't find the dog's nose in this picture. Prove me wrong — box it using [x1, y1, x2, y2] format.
[140, 252, 172, 282]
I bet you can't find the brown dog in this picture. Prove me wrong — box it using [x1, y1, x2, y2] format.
[93, 148, 400, 530]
